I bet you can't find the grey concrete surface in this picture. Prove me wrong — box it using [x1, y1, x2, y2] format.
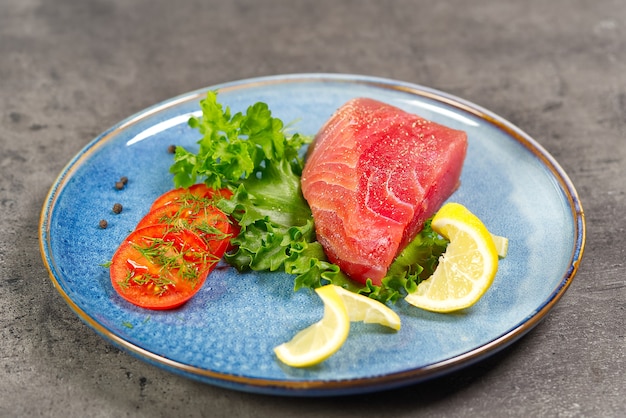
[1, 0, 624, 416]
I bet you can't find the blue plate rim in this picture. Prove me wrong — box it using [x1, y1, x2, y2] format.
[38, 73, 586, 396]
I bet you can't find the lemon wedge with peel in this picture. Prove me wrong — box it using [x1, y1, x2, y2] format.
[274, 285, 401, 367]
[274, 285, 350, 368]
[333, 286, 401, 331]
[405, 203, 499, 313]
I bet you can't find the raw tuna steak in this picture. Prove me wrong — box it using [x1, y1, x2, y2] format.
[301, 98, 467, 285]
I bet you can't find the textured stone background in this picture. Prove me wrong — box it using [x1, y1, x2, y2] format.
[1, 0, 624, 416]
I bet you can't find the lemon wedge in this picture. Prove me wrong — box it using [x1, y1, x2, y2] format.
[333, 286, 401, 331]
[405, 203, 499, 313]
[274, 285, 401, 367]
[274, 285, 350, 368]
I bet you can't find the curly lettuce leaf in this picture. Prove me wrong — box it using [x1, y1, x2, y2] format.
[170, 90, 309, 189]
[216, 157, 349, 291]
[358, 220, 448, 303]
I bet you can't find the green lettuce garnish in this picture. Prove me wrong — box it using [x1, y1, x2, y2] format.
[170, 90, 309, 189]
[365, 219, 448, 302]
[170, 92, 447, 303]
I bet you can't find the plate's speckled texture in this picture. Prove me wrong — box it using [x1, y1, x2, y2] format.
[39, 74, 585, 396]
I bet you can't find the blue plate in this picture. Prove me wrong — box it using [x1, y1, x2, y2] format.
[39, 74, 585, 396]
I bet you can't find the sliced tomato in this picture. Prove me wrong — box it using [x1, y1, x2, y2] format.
[149, 183, 233, 212]
[136, 201, 237, 257]
[110, 224, 218, 310]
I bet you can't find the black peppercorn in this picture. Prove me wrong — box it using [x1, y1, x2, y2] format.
[112, 203, 123, 214]
[99, 219, 108, 229]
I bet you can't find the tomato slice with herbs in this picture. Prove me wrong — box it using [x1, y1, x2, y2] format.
[149, 183, 233, 212]
[110, 224, 218, 310]
[136, 201, 237, 257]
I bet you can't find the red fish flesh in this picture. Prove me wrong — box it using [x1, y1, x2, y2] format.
[301, 98, 467, 285]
